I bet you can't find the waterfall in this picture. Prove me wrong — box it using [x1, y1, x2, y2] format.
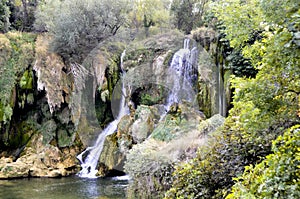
[120, 50, 126, 72]
[218, 64, 226, 116]
[77, 50, 129, 178]
[166, 38, 198, 108]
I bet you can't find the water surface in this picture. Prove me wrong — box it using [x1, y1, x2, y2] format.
[0, 176, 128, 199]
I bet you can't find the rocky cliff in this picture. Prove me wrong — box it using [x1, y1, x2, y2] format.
[0, 29, 231, 179]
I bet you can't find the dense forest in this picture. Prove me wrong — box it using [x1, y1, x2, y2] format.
[0, 0, 299, 198]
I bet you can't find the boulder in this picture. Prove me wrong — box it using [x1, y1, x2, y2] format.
[0, 134, 80, 179]
[99, 133, 125, 176]
[131, 105, 155, 143]
[0, 161, 29, 179]
[117, 115, 134, 154]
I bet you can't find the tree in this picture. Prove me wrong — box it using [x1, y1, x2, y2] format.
[170, 0, 210, 34]
[0, 0, 10, 32]
[8, 0, 38, 31]
[35, 0, 131, 62]
[33, 0, 60, 32]
[130, 0, 171, 37]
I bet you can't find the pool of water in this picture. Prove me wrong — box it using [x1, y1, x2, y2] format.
[0, 176, 128, 199]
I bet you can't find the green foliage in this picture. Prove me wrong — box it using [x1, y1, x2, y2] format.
[213, 0, 263, 49]
[140, 93, 158, 105]
[124, 139, 175, 198]
[126, 111, 221, 198]
[137, 85, 166, 106]
[214, 0, 300, 170]
[165, 1, 300, 198]
[0, 104, 13, 124]
[227, 125, 300, 199]
[170, 0, 211, 34]
[260, 0, 300, 26]
[129, 0, 171, 37]
[0, 32, 36, 124]
[224, 47, 257, 78]
[164, 132, 228, 199]
[0, 0, 10, 32]
[33, 0, 60, 32]
[35, 0, 131, 62]
[19, 70, 33, 89]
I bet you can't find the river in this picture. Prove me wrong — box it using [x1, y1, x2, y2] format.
[0, 176, 128, 199]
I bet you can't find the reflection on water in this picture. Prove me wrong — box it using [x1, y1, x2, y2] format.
[0, 176, 128, 199]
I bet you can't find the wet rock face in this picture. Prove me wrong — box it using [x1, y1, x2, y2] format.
[96, 101, 172, 176]
[97, 100, 207, 177]
[92, 31, 187, 176]
[98, 134, 125, 177]
[117, 105, 164, 151]
[97, 105, 158, 176]
[0, 134, 80, 179]
[117, 115, 134, 154]
[0, 29, 231, 182]
[0, 33, 82, 179]
[194, 27, 232, 117]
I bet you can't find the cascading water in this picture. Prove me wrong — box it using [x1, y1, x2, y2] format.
[77, 38, 198, 177]
[77, 50, 129, 178]
[218, 63, 227, 116]
[166, 38, 198, 109]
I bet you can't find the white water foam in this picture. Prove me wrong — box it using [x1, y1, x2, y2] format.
[165, 38, 198, 109]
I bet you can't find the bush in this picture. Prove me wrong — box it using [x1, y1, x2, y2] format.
[227, 125, 300, 199]
[125, 114, 224, 198]
[124, 139, 175, 198]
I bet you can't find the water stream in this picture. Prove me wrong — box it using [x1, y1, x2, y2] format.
[77, 50, 129, 178]
[166, 38, 198, 108]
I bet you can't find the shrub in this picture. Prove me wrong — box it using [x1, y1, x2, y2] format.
[227, 125, 300, 199]
[124, 138, 175, 198]
[164, 128, 240, 199]
[126, 114, 224, 198]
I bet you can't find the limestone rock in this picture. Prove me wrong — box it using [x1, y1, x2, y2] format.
[0, 161, 29, 179]
[99, 134, 125, 176]
[34, 35, 71, 114]
[131, 105, 155, 143]
[117, 115, 134, 136]
[117, 115, 134, 154]
[0, 134, 80, 179]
